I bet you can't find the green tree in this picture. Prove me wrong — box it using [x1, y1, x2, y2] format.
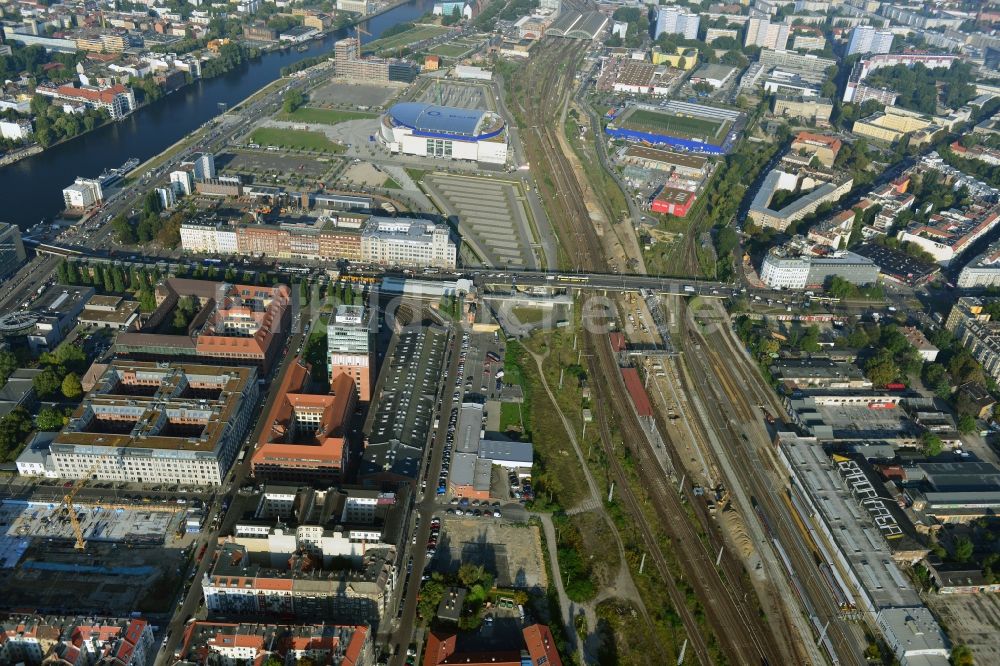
[957, 414, 977, 434]
[283, 89, 305, 113]
[950, 644, 974, 666]
[111, 215, 136, 244]
[417, 579, 445, 620]
[61, 372, 83, 400]
[0, 351, 18, 389]
[952, 536, 974, 563]
[32, 368, 63, 399]
[864, 350, 899, 387]
[0, 407, 33, 461]
[458, 563, 486, 587]
[920, 432, 943, 457]
[799, 326, 821, 353]
[35, 406, 68, 431]
[922, 363, 950, 398]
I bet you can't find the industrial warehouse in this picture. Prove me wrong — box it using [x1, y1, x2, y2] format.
[379, 102, 508, 165]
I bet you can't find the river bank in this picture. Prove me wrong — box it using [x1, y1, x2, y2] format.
[0, 0, 436, 230]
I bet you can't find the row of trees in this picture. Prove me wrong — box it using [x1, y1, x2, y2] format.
[57, 260, 161, 311]
[704, 127, 783, 281]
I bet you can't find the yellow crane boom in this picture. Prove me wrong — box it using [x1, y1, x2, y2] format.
[61, 466, 97, 550]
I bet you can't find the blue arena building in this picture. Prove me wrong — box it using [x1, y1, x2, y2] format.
[379, 102, 509, 164]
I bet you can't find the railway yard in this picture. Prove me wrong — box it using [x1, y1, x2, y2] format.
[501, 33, 875, 666]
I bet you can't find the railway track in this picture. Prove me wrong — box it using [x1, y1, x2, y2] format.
[509, 39, 606, 272]
[506, 36, 794, 664]
[681, 308, 867, 666]
[587, 329, 784, 666]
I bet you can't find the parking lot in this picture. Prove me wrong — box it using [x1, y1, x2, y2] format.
[219, 150, 335, 182]
[423, 174, 541, 270]
[929, 593, 1000, 665]
[413, 80, 494, 112]
[308, 80, 401, 110]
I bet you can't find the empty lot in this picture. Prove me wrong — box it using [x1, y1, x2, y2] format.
[431, 518, 547, 591]
[309, 81, 400, 109]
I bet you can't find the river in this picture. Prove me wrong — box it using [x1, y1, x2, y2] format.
[0, 0, 436, 231]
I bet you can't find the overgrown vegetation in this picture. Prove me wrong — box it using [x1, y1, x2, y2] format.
[864, 61, 977, 115]
[109, 191, 183, 248]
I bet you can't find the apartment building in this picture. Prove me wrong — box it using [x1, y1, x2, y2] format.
[896, 203, 1000, 266]
[35, 83, 136, 119]
[958, 242, 1000, 288]
[0, 616, 153, 666]
[654, 7, 699, 39]
[75, 32, 128, 53]
[62, 177, 103, 210]
[175, 622, 372, 666]
[44, 362, 258, 485]
[202, 542, 395, 626]
[745, 17, 790, 50]
[846, 25, 893, 56]
[233, 485, 409, 567]
[947, 298, 1000, 383]
[748, 168, 853, 231]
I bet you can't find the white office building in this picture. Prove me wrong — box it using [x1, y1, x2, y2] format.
[360, 217, 457, 269]
[328, 304, 374, 401]
[847, 25, 894, 56]
[655, 7, 700, 40]
[62, 177, 103, 210]
[170, 169, 194, 196]
[194, 152, 216, 180]
[760, 248, 878, 289]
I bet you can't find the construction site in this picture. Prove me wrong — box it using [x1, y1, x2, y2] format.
[0, 482, 192, 615]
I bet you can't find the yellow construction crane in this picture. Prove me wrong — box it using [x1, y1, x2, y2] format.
[60, 467, 96, 550]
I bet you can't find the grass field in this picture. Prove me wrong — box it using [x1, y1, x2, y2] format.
[621, 108, 728, 144]
[365, 25, 449, 53]
[250, 128, 343, 153]
[428, 43, 470, 58]
[276, 107, 376, 125]
[512, 306, 545, 324]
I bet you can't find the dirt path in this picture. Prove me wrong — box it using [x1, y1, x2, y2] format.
[528, 349, 656, 664]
